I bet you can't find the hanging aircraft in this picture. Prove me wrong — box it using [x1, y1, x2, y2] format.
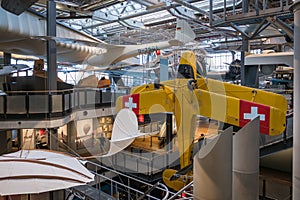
[0, 4, 195, 68]
[115, 50, 288, 191]
[0, 64, 30, 76]
[1, 0, 96, 16]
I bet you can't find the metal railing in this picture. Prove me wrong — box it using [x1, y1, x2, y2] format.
[83, 160, 174, 200]
[97, 146, 180, 177]
[259, 114, 293, 156]
[68, 158, 196, 199]
[0, 88, 128, 120]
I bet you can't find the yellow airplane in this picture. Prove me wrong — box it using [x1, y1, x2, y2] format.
[115, 51, 287, 191]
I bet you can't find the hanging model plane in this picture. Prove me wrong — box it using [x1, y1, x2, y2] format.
[1, 0, 101, 16]
[0, 4, 195, 68]
[115, 50, 288, 191]
[0, 64, 30, 76]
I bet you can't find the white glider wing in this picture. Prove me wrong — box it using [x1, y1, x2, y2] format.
[0, 6, 195, 66]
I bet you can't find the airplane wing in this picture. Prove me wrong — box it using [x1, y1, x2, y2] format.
[115, 78, 287, 136]
[0, 6, 108, 64]
[0, 6, 195, 66]
[86, 18, 195, 66]
[1, 0, 38, 15]
[0, 64, 30, 75]
[0, 37, 107, 64]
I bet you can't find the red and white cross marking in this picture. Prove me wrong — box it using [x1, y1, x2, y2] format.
[125, 97, 136, 110]
[122, 94, 140, 114]
[243, 106, 265, 121]
[239, 100, 270, 134]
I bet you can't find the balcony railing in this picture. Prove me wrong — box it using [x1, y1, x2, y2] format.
[0, 88, 127, 120]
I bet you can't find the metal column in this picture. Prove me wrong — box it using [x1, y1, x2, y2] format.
[160, 58, 169, 81]
[48, 128, 58, 150]
[47, 0, 57, 91]
[166, 113, 173, 151]
[46, 3, 59, 199]
[240, 37, 249, 86]
[241, 0, 249, 86]
[3, 53, 11, 65]
[292, 1, 300, 199]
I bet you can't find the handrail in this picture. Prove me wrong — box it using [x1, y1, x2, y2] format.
[4, 87, 108, 95]
[0, 88, 126, 120]
[96, 147, 179, 177]
[84, 160, 173, 199]
[168, 181, 194, 200]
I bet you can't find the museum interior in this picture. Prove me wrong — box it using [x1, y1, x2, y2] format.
[0, 0, 298, 199]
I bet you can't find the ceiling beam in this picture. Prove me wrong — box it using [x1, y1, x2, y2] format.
[83, 4, 176, 29]
[266, 16, 294, 40]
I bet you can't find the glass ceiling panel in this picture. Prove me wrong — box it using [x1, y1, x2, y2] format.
[132, 10, 174, 24]
[104, 1, 145, 17]
[192, 0, 243, 12]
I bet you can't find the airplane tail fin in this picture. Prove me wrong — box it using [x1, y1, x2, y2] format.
[174, 19, 196, 43]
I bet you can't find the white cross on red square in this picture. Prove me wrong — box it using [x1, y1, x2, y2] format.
[239, 100, 270, 134]
[125, 97, 137, 110]
[244, 106, 265, 121]
[122, 94, 140, 114]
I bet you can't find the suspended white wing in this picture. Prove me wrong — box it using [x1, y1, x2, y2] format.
[0, 149, 94, 196]
[0, 7, 195, 66]
[103, 108, 146, 157]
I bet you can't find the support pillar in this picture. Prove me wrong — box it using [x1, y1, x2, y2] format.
[0, 130, 8, 154]
[48, 128, 60, 200]
[3, 53, 11, 65]
[292, 1, 300, 199]
[48, 128, 58, 151]
[46, 5, 60, 199]
[166, 113, 173, 151]
[68, 121, 77, 150]
[160, 58, 169, 81]
[47, 0, 57, 91]
[241, 36, 249, 86]
[193, 127, 233, 200]
[1, 53, 11, 91]
[233, 117, 260, 199]
[241, 0, 249, 86]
